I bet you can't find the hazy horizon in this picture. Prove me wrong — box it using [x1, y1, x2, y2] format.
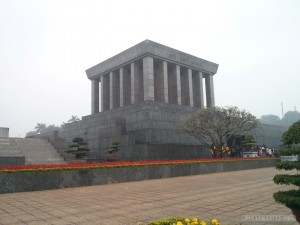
[1, 0, 299, 137]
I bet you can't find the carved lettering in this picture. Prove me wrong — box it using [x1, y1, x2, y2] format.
[179, 55, 188, 63]
[193, 61, 203, 68]
[169, 53, 176, 60]
[168, 52, 203, 68]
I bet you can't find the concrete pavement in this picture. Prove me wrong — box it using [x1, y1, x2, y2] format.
[0, 167, 298, 225]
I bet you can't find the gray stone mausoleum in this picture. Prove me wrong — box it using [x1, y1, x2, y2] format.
[55, 40, 219, 161]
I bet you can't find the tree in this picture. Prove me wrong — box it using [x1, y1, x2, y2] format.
[68, 115, 80, 123]
[241, 134, 256, 150]
[25, 131, 38, 137]
[273, 122, 300, 222]
[106, 141, 122, 161]
[34, 123, 47, 134]
[60, 122, 67, 129]
[260, 114, 281, 126]
[33, 123, 60, 134]
[273, 146, 300, 222]
[176, 106, 259, 148]
[281, 111, 300, 127]
[282, 121, 300, 146]
[65, 137, 89, 160]
[45, 125, 60, 132]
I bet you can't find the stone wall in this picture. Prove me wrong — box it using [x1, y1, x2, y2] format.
[0, 159, 277, 193]
[56, 101, 207, 161]
[0, 155, 25, 166]
[0, 128, 9, 138]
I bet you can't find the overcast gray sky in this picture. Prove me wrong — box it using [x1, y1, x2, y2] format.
[1, 0, 299, 137]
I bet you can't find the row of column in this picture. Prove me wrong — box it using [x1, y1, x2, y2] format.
[91, 56, 215, 114]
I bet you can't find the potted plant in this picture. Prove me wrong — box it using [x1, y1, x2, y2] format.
[106, 141, 122, 161]
[65, 137, 90, 162]
[273, 121, 300, 222]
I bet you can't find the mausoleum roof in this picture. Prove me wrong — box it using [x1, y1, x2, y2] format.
[86, 40, 219, 80]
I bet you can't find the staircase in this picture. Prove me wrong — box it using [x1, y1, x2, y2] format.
[0, 138, 65, 164]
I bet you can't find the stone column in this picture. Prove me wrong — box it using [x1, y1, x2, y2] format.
[205, 74, 215, 107]
[109, 72, 114, 110]
[154, 60, 169, 103]
[176, 65, 181, 105]
[143, 56, 154, 101]
[109, 71, 120, 109]
[193, 71, 204, 108]
[187, 68, 193, 107]
[130, 62, 136, 104]
[122, 66, 131, 106]
[119, 67, 124, 107]
[91, 78, 99, 114]
[101, 74, 109, 111]
[162, 61, 169, 103]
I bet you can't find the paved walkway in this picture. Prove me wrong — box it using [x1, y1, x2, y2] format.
[0, 167, 298, 225]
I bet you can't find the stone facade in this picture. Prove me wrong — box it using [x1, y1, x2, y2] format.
[59, 101, 209, 161]
[57, 40, 219, 161]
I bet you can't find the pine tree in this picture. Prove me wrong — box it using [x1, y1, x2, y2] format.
[65, 137, 89, 159]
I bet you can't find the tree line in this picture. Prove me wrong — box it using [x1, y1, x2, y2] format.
[25, 115, 80, 137]
[260, 111, 300, 127]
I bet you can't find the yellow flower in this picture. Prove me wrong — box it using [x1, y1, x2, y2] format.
[210, 219, 219, 225]
[192, 217, 198, 222]
[200, 221, 206, 225]
[185, 218, 191, 223]
[177, 221, 183, 225]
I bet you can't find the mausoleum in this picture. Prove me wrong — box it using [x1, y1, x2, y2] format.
[55, 40, 219, 161]
[87, 40, 218, 113]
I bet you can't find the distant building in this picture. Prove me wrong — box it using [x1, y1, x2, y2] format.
[0, 128, 9, 138]
[254, 124, 285, 147]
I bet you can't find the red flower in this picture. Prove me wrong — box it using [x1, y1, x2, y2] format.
[0, 157, 271, 173]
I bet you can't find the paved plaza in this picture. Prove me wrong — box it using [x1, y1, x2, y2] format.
[0, 167, 298, 225]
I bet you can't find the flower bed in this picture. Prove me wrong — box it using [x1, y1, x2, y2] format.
[147, 216, 220, 225]
[0, 157, 277, 194]
[0, 157, 272, 173]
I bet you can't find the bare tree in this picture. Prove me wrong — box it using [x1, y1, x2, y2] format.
[176, 106, 259, 148]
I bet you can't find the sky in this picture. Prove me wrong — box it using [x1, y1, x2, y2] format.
[1, 0, 299, 137]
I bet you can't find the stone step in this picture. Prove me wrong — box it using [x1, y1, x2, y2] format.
[0, 149, 23, 154]
[0, 137, 65, 164]
[25, 159, 66, 164]
[12, 147, 57, 151]
[21, 150, 62, 155]
[26, 159, 63, 163]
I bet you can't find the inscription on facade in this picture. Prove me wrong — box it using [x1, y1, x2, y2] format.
[168, 53, 203, 68]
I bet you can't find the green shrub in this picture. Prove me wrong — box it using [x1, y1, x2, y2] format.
[273, 146, 300, 208]
[279, 147, 300, 156]
[273, 190, 300, 208]
[107, 141, 122, 154]
[65, 137, 89, 159]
